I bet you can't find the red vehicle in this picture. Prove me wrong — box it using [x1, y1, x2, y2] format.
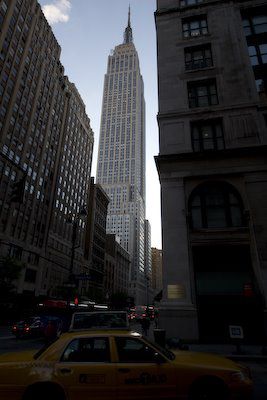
[128, 306, 151, 321]
[146, 305, 155, 320]
[12, 315, 63, 339]
[11, 317, 45, 339]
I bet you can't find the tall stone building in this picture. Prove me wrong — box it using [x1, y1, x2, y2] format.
[155, 0, 267, 342]
[104, 234, 131, 298]
[96, 8, 149, 304]
[85, 177, 109, 302]
[144, 219, 152, 304]
[151, 247, 163, 297]
[0, 0, 93, 300]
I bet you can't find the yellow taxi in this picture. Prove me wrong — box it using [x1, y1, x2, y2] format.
[0, 329, 252, 400]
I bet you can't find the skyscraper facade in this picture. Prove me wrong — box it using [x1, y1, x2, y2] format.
[96, 9, 147, 304]
[0, 0, 93, 300]
[144, 219, 152, 303]
[84, 177, 110, 302]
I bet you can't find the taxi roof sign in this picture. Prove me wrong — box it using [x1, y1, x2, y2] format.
[69, 311, 129, 331]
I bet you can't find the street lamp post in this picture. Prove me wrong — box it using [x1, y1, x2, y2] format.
[69, 218, 78, 280]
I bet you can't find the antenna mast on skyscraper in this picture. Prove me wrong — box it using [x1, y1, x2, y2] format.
[123, 4, 133, 44]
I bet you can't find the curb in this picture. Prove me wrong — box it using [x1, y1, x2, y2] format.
[0, 336, 14, 340]
[226, 354, 267, 362]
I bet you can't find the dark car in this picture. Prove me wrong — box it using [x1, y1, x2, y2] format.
[12, 315, 62, 339]
[128, 306, 156, 322]
[12, 317, 44, 339]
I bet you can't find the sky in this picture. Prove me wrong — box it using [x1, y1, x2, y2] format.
[39, 0, 161, 249]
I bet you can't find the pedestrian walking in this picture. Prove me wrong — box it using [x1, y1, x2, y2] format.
[44, 320, 57, 344]
[140, 316, 150, 336]
[154, 308, 159, 328]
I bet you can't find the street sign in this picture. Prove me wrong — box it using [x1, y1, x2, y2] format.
[62, 282, 76, 288]
[229, 325, 244, 339]
[75, 274, 91, 281]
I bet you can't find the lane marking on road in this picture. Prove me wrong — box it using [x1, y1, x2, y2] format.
[0, 336, 14, 340]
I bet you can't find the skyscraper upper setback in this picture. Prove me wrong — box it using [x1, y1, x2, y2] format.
[96, 8, 151, 305]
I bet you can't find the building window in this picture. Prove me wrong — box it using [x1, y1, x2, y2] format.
[183, 16, 208, 38]
[255, 79, 265, 93]
[180, 0, 204, 6]
[243, 15, 267, 36]
[61, 338, 110, 363]
[115, 337, 163, 363]
[1, 1, 8, 13]
[185, 44, 213, 70]
[189, 182, 245, 229]
[248, 44, 267, 65]
[24, 268, 37, 283]
[188, 79, 218, 108]
[8, 245, 22, 259]
[191, 119, 224, 152]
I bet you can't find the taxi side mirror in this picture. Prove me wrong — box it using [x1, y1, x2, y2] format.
[154, 352, 164, 364]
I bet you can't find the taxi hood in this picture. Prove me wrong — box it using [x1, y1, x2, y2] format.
[0, 349, 36, 362]
[172, 350, 240, 371]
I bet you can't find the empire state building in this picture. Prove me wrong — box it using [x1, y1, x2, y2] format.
[96, 9, 150, 304]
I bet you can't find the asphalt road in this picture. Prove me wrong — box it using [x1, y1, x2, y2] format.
[248, 362, 267, 399]
[0, 327, 266, 399]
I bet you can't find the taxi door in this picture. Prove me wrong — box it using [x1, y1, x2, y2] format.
[113, 336, 177, 400]
[54, 336, 117, 400]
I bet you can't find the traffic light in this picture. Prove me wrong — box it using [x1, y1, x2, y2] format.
[10, 176, 26, 203]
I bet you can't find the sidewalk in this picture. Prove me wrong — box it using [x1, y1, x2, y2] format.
[188, 343, 267, 362]
[130, 322, 267, 361]
[148, 325, 267, 362]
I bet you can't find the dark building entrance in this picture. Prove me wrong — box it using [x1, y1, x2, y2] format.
[193, 245, 264, 343]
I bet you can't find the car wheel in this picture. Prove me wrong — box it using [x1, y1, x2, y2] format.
[189, 377, 229, 400]
[22, 383, 65, 400]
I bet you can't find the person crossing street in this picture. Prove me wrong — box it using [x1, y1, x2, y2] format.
[140, 315, 150, 336]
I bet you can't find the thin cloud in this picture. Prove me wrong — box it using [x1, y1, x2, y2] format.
[42, 0, 71, 25]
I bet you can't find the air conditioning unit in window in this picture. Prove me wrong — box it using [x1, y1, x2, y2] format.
[191, 31, 201, 36]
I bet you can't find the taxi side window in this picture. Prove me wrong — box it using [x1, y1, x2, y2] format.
[61, 337, 110, 363]
[115, 338, 160, 363]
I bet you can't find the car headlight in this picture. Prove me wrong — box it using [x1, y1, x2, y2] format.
[231, 367, 251, 382]
[231, 371, 247, 382]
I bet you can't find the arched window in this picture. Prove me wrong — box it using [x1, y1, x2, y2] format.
[189, 182, 246, 229]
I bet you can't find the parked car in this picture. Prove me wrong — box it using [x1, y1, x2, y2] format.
[128, 305, 147, 321]
[146, 305, 156, 320]
[0, 328, 252, 400]
[11, 316, 44, 339]
[11, 315, 62, 339]
[128, 305, 156, 322]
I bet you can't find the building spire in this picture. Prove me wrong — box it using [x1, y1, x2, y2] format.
[128, 4, 131, 26]
[123, 4, 133, 44]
